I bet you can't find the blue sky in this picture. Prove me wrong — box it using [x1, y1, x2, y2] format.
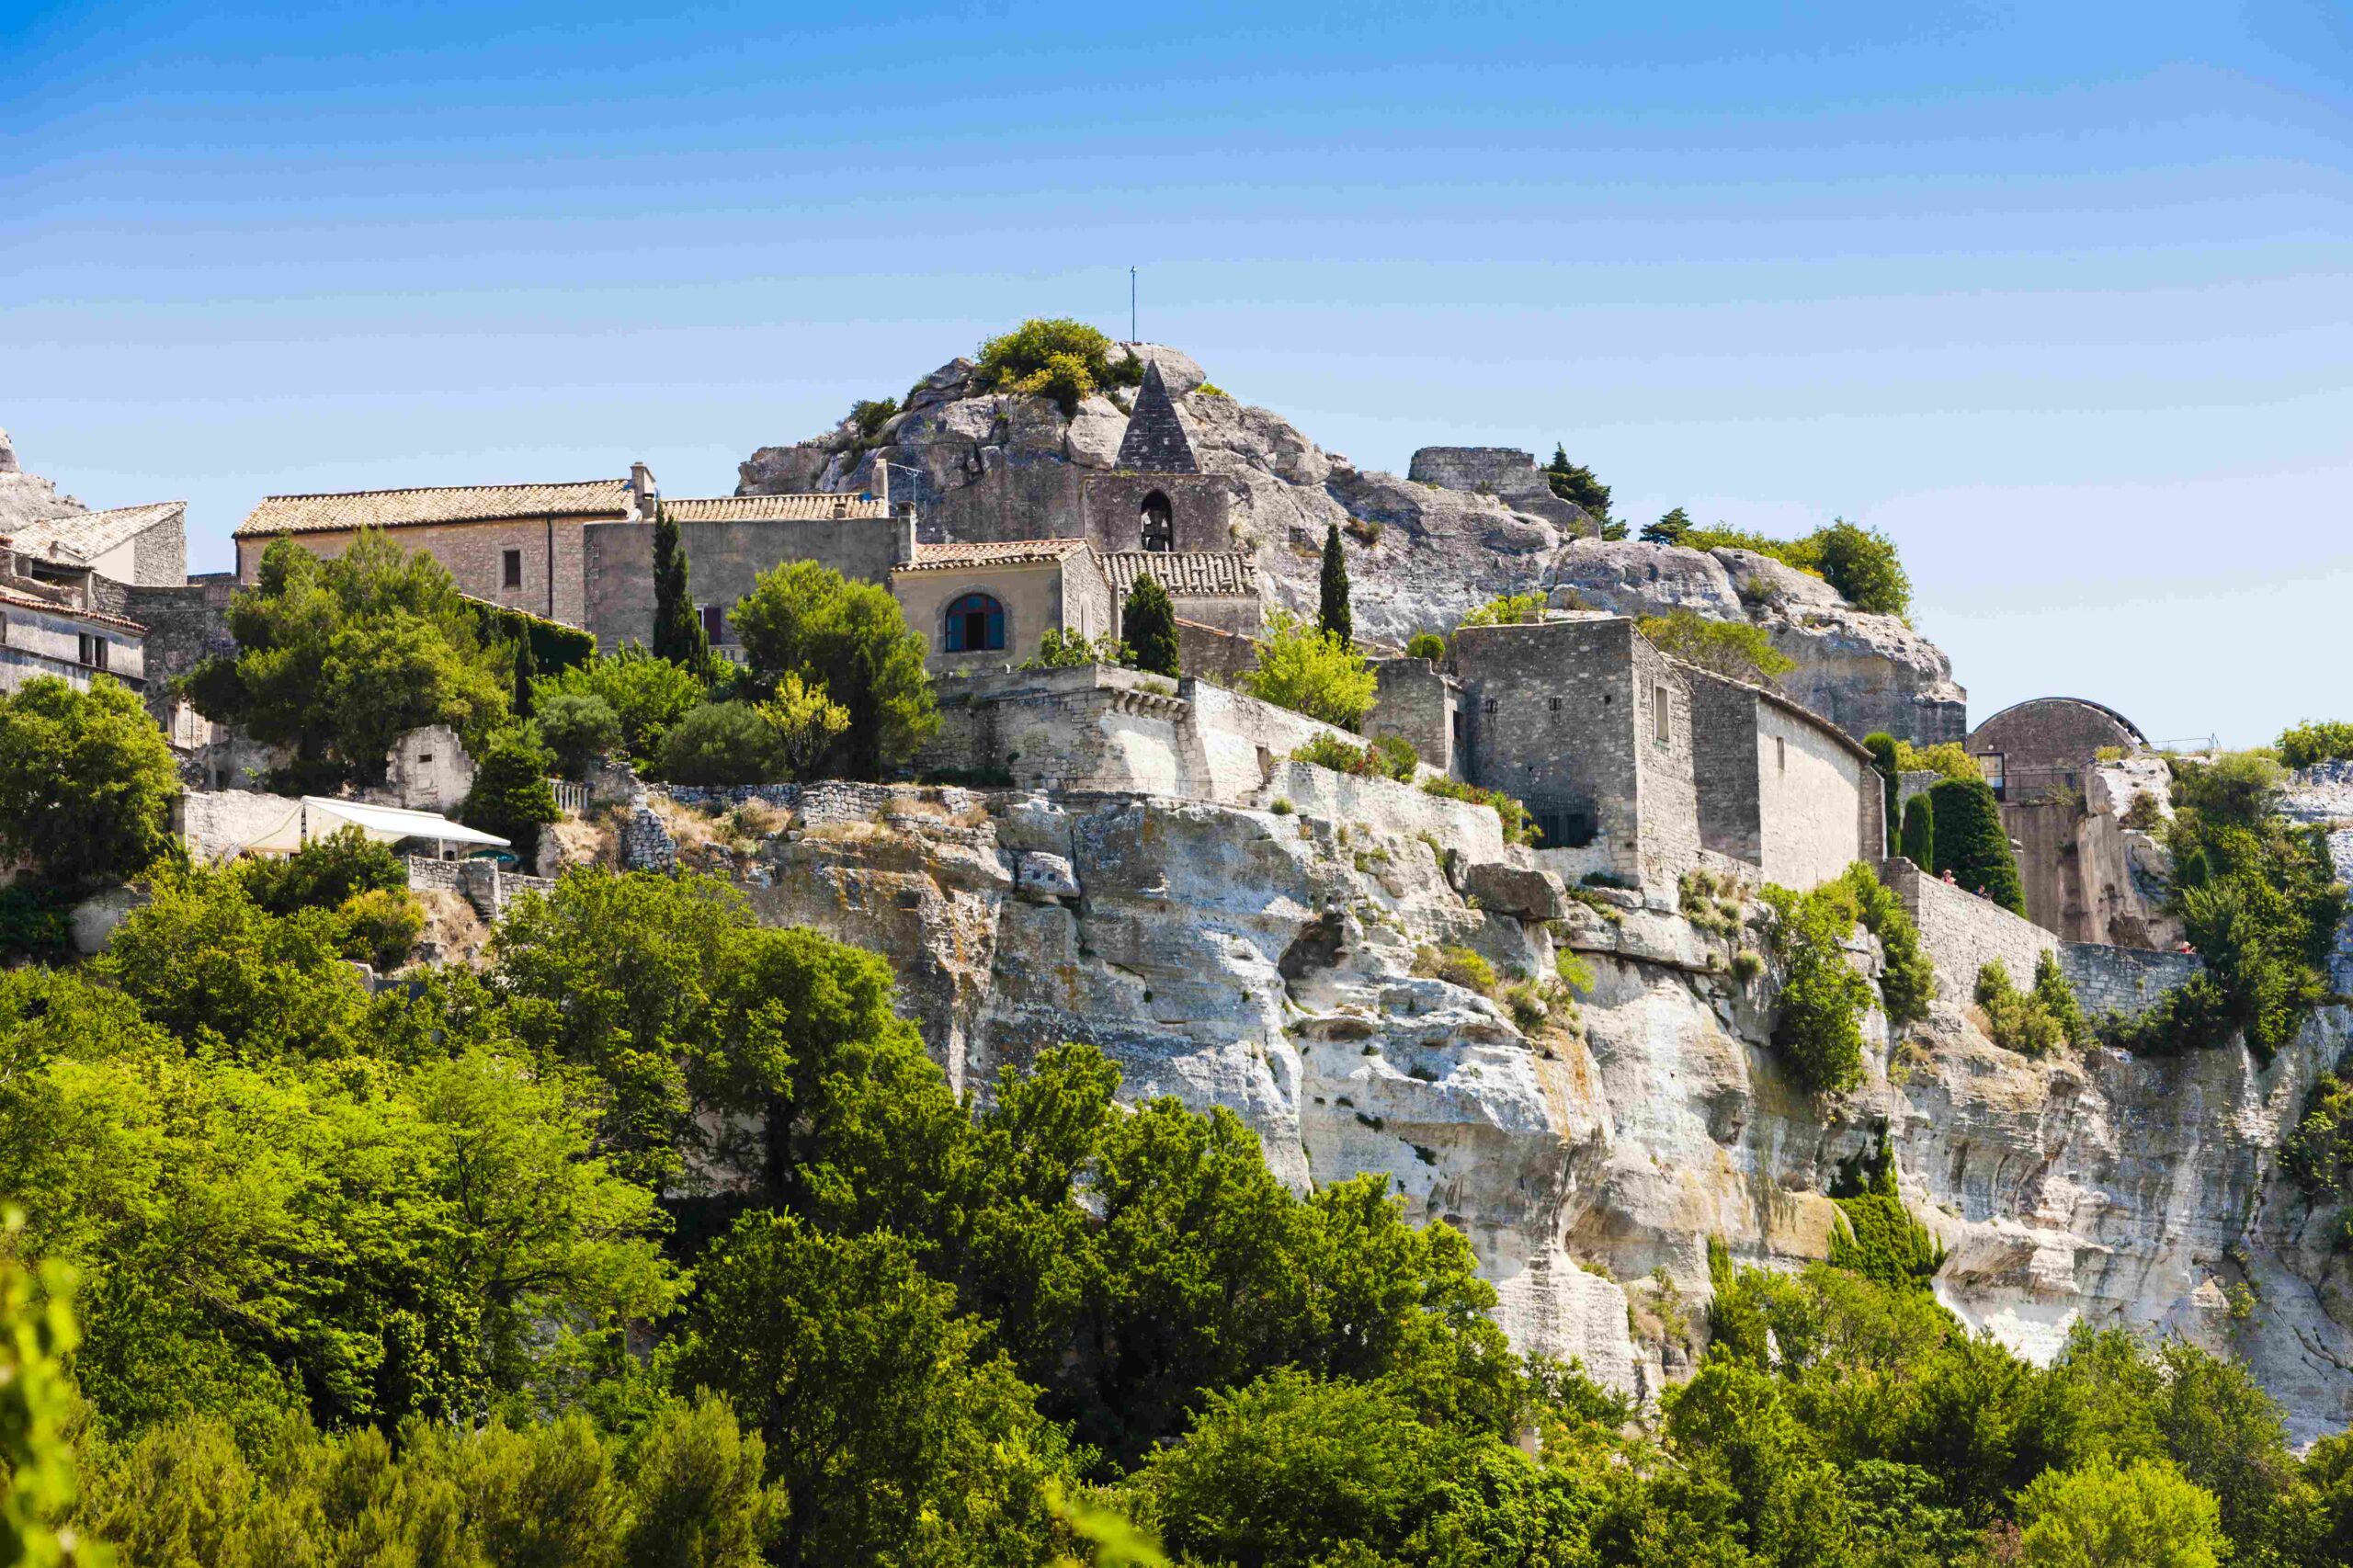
[6, 0, 2349, 745]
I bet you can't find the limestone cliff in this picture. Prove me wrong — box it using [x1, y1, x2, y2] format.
[0, 428, 88, 535]
[625, 768, 2353, 1440]
[736, 347, 1963, 742]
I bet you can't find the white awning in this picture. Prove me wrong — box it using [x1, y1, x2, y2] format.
[237, 796, 512, 856]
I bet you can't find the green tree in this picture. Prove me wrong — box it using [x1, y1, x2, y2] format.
[186, 532, 512, 789]
[0, 1221, 99, 1568]
[2277, 720, 2353, 769]
[1641, 506, 1692, 545]
[1317, 523, 1352, 647]
[0, 676, 179, 889]
[972, 318, 1144, 415]
[1635, 610, 1795, 685]
[1927, 777, 2027, 915]
[1122, 574, 1179, 678]
[533, 646, 709, 759]
[2016, 1459, 2223, 1568]
[461, 727, 561, 864]
[756, 675, 850, 781]
[1900, 792, 1934, 868]
[1239, 611, 1376, 729]
[536, 690, 623, 776]
[1760, 881, 1875, 1094]
[654, 703, 786, 786]
[671, 1213, 1069, 1568]
[1543, 444, 1611, 517]
[1813, 518, 1913, 617]
[622, 1393, 781, 1568]
[652, 504, 710, 671]
[1863, 731, 1901, 833]
[731, 560, 937, 778]
[1404, 631, 1446, 662]
[236, 825, 404, 916]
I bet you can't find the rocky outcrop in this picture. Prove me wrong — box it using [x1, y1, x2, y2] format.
[737, 347, 1964, 739]
[0, 427, 88, 535]
[643, 771, 2353, 1437]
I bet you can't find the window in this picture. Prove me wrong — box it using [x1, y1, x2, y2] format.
[700, 604, 725, 642]
[1482, 698, 1498, 716]
[502, 549, 523, 589]
[1776, 735, 1787, 774]
[1548, 696, 1563, 712]
[1654, 681, 1670, 744]
[78, 634, 106, 671]
[944, 593, 1006, 653]
[1140, 492, 1175, 552]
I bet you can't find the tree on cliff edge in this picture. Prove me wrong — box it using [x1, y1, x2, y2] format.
[1927, 776, 2027, 915]
[1318, 523, 1352, 648]
[1124, 574, 1179, 678]
[652, 503, 709, 669]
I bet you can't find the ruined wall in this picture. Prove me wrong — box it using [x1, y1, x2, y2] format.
[2061, 943, 2206, 1019]
[1367, 657, 1459, 775]
[177, 788, 301, 862]
[124, 574, 236, 722]
[1883, 855, 2059, 1001]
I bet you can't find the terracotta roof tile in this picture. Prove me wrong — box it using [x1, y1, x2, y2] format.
[8, 501, 185, 566]
[666, 494, 891, 522]
[0, 588, 143, 634]
[1098, 551, 1259, 598]
[895, 539, 1093, 572]
[236, 479, 633, 539]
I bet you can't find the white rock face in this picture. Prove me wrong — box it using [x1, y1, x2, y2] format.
[688, 774, 2353, 1437]
[0, 427, 87, 534]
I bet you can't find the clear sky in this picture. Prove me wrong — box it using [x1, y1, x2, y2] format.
[6, 1, 2349, 745]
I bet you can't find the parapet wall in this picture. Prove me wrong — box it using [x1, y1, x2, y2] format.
[1882, 856, 2058, 1002]
[2060, 943, 2205, 1020]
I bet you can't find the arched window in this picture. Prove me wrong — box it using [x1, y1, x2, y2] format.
[1140, 491, 1174, 552]
[944, 592, 1006, 653]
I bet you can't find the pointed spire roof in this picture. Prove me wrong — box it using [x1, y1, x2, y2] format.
[1114, 361, 1199, 474]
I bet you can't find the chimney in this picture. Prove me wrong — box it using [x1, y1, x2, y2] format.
[630, 461, 657, 517]
[897, 504, 919, 567]
[872, 460, 890, 506]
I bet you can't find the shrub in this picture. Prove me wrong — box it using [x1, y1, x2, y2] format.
[1420, 777, 1535, 845]
[1239, 610, 1376, 729]
[1456, 593, 1548, 629]
[756, 673, 851, 780]
[2278, 720, 2353, 769]
[331, 885, 426, 971]
[1812, 519, 1912, 616]
[535, 690, 623, 776]
[533, 646, 708, 759]
[1555, 950, 1595, 994]
[238, 825, 406, 916]
[1404, 631, 1447, 662]
[1194, 381, 1229, 397]
[1268, 798, 1294, 815]
[1899, 793, 1934, 868]
[1760, 881, 1875, 1094]
[654, 702, 787, 787]
[0, 885, 71, 958]
[1122, 574, 1180, 677]
[972, 317, 1142, 415]
[1973, 958, 2069, 1057]
[1020, 627, 1131, 671]
[1636, 610, 1794, 685]
[1639, 506, 1692, 545]
[2015, 1459, 2223, 1568]
[1895, 738, 1982, 781]
[1729, 949, 1763, 983]
[0, 676, 182, 890]
[1828, 862, 1932, 1027]
[1290, 733, 1416, 783]
[2122, 792, 2166, 832]
[1927, 777, 2027, 915]
[2175, 751, 2285, 828]
[1829, 1141, 1946, 1292]
[847, 396, 899, 441]
[460, 728, 562, 863]
[1415, 944, 1497, 995]
[2285, 1072, 2353, 1197]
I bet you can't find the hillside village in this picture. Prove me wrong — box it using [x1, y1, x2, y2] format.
[13, 319, 2353, 1559]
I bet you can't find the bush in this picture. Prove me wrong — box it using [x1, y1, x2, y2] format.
[1420, 776, 1535, 845]
[1404, 631, 1447, 662]
[238, 826, 406, 917]
[0, 884, 71, 958]
[1240, 611, 1377, 729]
[1812, 519, 1912, 616]
[535, 690, 623, 776]
[1829, 1141, 1946, 1292]
[1640, 506, 1692, 545]
[847, 396, 899, 441]
[732, 559, 937, 778]
[532, 645, 708, 759]
[331, 885, 426, 971]
[2278, 720, 2353, 769]
[654, 702, 787, 786]
[1456, 593, 1548, 629]
[1760, 881, 1876, 1094]
[1927, 777, 2027, 915]
[1828, 862, 1933, 1027]
[460, 728, 562, 863]
[1635, 610, 1795, 685]
[1123, 574, 1180, 677]
[1021, 626, 1131, 671]
[1415, 944, 1497, 995]
[1973, 956, 2080, 1057]
[1899, 793, 1934, 868]
[755, 673, 851, 781]
[2015, 1459, 2224, 1568]
[2175, 751, 2285, 828]
[0, 675, 183, 889]
[1291, 733, 1416, 782]
[972, 317, 1143, 415]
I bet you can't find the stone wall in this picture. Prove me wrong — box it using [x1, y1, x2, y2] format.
[580, 519, 655, 650]
[1755, 694, 1879, 888]
[131, 510, 188, 586]
[1688, 675, 1763, 868]
[178, 788, 302, 862]
[124, 575, 235, 721]
[0, 603, 143, 693]
[2060, 942, 2206, 1020]
[894, 557, 1106, 676]
[1175, 618, 1258, 685]
[1882, 856, 2059, 1001]
[376, 725, 475, 813]
[1367, 657, 1458, 775]
[580, 512, 906, 653]
[1080, 472, 1233, 553]
[241, 517, 593, 627]
[1262, 761, 1508, 861]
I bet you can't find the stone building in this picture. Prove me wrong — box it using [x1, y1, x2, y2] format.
[1076, 363, 1234, 554]
[889, 539, 1113, 676]
[1684, 666, 1885, 889]
[1964, 697, 2165, 945]
[0, 540, 147, 697]
[1098, 551, 1262, 642]
[7, 500, 188, 591]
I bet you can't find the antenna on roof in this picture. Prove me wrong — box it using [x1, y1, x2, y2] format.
[1130, 267, 1137, 344]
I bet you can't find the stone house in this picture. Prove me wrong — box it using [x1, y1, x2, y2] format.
[889, 539, 1114, 676]
[0, 536, 148, 697]
[1684, 666, 1885, 890]
[7, 500, 188, 591]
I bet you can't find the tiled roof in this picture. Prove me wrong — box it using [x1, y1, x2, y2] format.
[895, 539, 1093, 573]
[0, 587, 143, 634]
[7, 501, 184, 566]
[235, 479, 633, 539]
[665, 493, 890, 522]
[1098, 551, 1259, 598]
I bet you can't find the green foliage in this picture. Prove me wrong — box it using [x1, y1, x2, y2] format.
[1240, 610, 1377, 729]
[1317, 522, 1353, 647]
[1640, 506, 1692, 545]
[972, 318, 1143, 415]
[1415, 943, 1497, 995]
[1827, 861, 1932, 1027]
[1901, 791, 1935, 868]
[1813, 518, 1913, 617]
[536, 689, 623, 775]
[1404, 631, 1447, 661]
[2175, 750, 2286, 827]
[1021, 626, 1133, 671]
[2278, 720, 2353, 769]
[652, 504, 710, 671]
[0, 887, 71, 961]
[731, 559, 937, 778]
[2286, 1071, 2353, 1199]
[1829, 1141, 1947, 1292]
[534, 644, 710, 760]
[236, 827, 420, 968]
[2016, 1458, 2224, 1568]
[1121, 574, 1179, 677]
[1973, 954, 2088, 1057]
[464, 597, 595, 717]
[1290, 733, 1417, 782]
[1192, 381, 1228, 398]
[1419, 775, 1536, 845]
[847, 395, 899, 441]
[188, 532, 512, 787]
[0, 1221, 100, 1568]
[1455, 592, 1548, 629]
[1897, 737, 1984, 782]
[654, 702, 785, 785]
[1635, 609, 1795, 685]
[1759, 880, 1876, 1094]
[460, 727, 561, 862]
[755, 673, 851, 780]
[1543, 445, 1611, 517]
[1927, 777, 2028, 915]
[1864, 730, 1902, 829]
[0, 676, 180, 889]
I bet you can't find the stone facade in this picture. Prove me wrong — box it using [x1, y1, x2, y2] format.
[239, 516, 597, 626]
[582, 503, 904, 652]
[374, 725, 476, 814]
[1078, 472, 1233, 554]
[1686, 667, 1882, 889]
[1882, 856, 2059, 1002]
[0, 593, 143, 695]
[2060, 942, 2206, 1020]
[892, 543, 1113, 676]
[176, 788, 303, 862]
[1367, 657, 1460, 775]
[1174, 618, 1259, 685]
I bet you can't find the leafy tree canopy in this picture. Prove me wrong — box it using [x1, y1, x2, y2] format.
[0, 675, 180, 889]
[1239, 610, 1377, 730]
[731, 560, 937, 778]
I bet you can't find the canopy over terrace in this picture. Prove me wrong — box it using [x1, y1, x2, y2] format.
[238, 797, 511, 858]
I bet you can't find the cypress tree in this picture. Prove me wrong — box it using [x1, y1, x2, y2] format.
[1124, 574, 1179, 678]
[652, 503, 709, 668]
[1862, 732, 1900, 836]
[1900, 792, 1934, 869]
[1927, 777, 2027, 915]
[1317, 523, 1352, 647]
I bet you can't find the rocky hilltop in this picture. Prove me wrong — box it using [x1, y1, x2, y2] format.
[740, 345, 1965, 741]
[0, 428, 88, 534]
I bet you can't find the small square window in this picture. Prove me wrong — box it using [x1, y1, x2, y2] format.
[502, 549, 523, 589]
[1483, 699, 1498, 716]
[1548, 696, 1563, 712]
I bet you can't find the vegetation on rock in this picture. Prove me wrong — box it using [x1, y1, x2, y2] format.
[972, 318, 1145, 415]
[1543, 444, 1611, 517]
[534, 644, 708, 760]
[1318, 521, 1353, 647]
[1292, 732, 1418, 782]
[1241, 610, 1377, 729]
[1456, 592, 1549, 629]
[2279, 720, 2353, 768]
[1973, 951, 2090, 1058]
[1637, 608, 1796, 685]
